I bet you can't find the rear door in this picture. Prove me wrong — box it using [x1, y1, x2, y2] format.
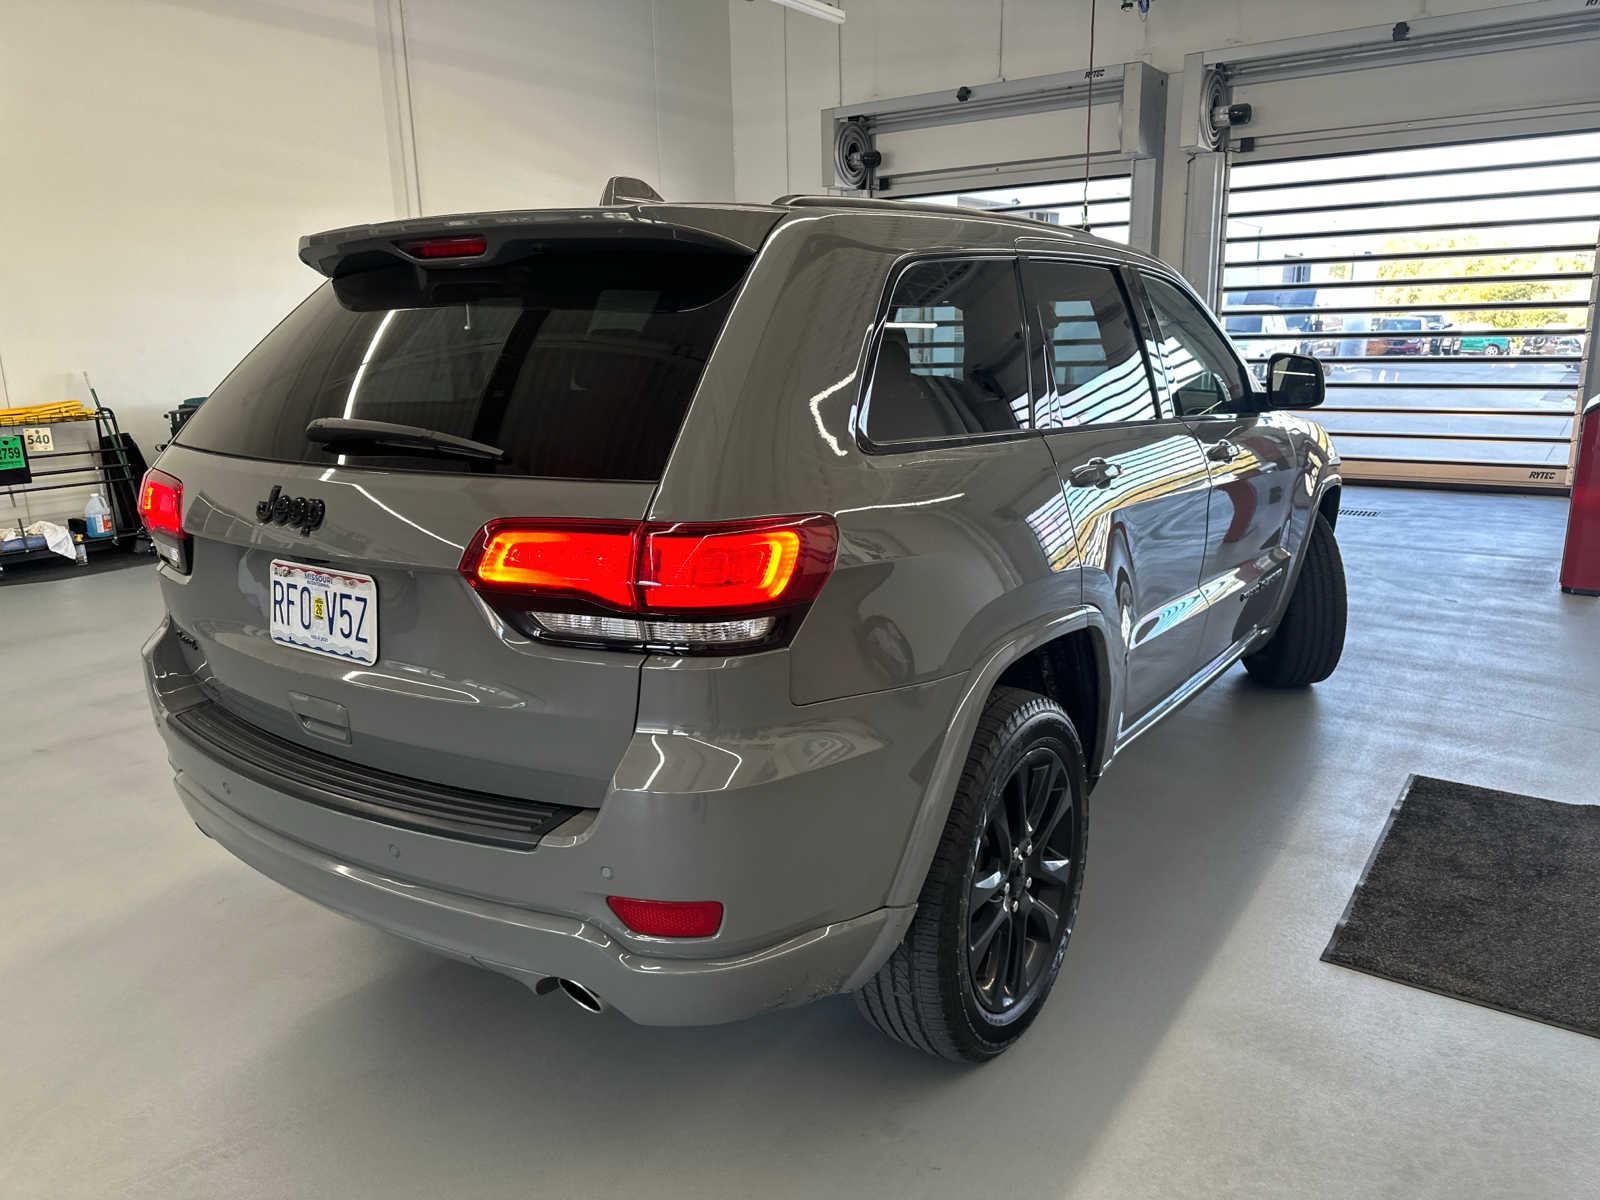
[1020, 257, 1213, 734]
[159, 243, 752, 807]
[1136, 271, 1299, 666]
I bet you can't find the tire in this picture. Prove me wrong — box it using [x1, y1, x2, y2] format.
[1484, 342, 1503, 357]
[855, 687, 1088, 1062]
[1242, 513, 1346, 687]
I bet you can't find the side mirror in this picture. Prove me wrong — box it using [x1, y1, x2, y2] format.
[1267, 352, 1325, 410]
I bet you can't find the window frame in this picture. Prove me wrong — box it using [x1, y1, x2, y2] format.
[855, 252, 1041, 455]
[1134, 268, 1265, 420]
[1019, 253, 1165, 431]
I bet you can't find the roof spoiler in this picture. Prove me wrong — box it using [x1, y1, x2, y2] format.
[298, 203, 769, 279]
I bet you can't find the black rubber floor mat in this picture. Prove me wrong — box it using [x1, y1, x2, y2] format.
[1324, 775, 1600, 1039]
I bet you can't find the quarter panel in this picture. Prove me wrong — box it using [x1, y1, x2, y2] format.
[788, 436, 1081, 702]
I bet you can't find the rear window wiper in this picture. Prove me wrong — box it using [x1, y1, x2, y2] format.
[305, 418, 504, 462]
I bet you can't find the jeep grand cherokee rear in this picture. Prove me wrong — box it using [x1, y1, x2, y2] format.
[142, 197, 1344, 1062]
[141, 204, 945, 1029]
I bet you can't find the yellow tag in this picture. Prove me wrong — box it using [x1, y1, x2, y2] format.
[312, 596, 326, 620]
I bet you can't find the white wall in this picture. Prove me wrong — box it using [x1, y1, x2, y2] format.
[0, 0, 734, 492]
[403, 0, 734, 214]
[727, 0, 1538, 214]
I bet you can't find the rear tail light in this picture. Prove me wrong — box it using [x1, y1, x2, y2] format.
[138, 469, 184, 537]
[606, 896, 723, 938]
[138, 468, 191, 572]
[470, 521, 637, 611]
[460, 514, 837, 652]
[641, 519, 831, 611]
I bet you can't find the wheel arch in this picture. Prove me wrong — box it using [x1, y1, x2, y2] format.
[1317, 481, 1342, 530]
[1260, 464, 1343, 638]
[880, 606, 1115, 912]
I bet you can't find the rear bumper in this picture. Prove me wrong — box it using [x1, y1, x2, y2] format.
[177, 773, 903, 1025]
[144, 618, 953, 1025]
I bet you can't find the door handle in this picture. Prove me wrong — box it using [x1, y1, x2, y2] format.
[1207, 439, 1238, 463]
[1068, 457, 1123, 488]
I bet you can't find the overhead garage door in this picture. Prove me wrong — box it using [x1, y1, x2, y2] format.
[909, 175, 1134, 244]
[823, 62, 1164, 251]
[1221, 129, 1598, 490]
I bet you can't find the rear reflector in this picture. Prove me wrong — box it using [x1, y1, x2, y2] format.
[138, 469, 184, 538]
[529, 611, 775, 647]
[461, 515, 837, 626]
[606, 896, 724, 938]
[399, 234, 488, 259]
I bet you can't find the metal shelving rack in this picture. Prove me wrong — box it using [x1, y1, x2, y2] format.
[0, 407, 144, 567]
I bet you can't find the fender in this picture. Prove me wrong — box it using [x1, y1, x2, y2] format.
[1260, 457, 1343, 637]
[881, 604, 1115, 911]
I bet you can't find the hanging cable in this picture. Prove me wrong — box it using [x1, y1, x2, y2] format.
[1080, 0, 1097, 230]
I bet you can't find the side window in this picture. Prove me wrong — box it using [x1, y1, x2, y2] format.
[864, 258, 1031, 444]
[1142, 274, 1254, 418]
[1022, 260, 1157, 427]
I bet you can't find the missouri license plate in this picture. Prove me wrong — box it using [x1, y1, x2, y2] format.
[269, 559, 378, 665]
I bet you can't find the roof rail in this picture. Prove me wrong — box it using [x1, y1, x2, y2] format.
[772, 193, 1088, 235]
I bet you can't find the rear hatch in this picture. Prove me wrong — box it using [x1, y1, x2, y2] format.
[157, 212, 773, 807]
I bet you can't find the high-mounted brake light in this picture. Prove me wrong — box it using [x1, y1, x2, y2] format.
[606, 896, 723, 938]
[459, 515, 838, 650]
[138, 469, 184, 538]
[398, 234, 488, 259]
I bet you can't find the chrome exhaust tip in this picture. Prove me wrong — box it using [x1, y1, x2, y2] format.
[555, 978, 607, 1014]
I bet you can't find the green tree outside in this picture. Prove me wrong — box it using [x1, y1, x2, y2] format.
[1371, 233, 1590, 330]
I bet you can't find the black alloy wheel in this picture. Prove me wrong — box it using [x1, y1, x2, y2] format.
[855, 688, 1089, 1061]
[966, 745, 1078, 1015]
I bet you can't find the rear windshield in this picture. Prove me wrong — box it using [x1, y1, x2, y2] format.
[177, 247, 750, 480]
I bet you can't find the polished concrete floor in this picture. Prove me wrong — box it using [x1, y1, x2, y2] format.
[4, 486, 1597, 1199]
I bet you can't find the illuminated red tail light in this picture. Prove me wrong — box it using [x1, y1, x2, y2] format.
[606, 896, 723, 938]
[399, 234, 488, 259]
[467, 520, 637, 610]
[641, 516, 836, 612]
[460, 515, 837, 618]
[138, 469, 185, 538]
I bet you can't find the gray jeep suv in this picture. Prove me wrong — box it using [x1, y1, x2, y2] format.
[140, 195, 1345, 1061]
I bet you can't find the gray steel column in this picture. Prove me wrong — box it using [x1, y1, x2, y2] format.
[1179, 151, 1227, 304]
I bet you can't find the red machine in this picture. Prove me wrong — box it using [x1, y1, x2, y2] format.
[1560, 396, 1600, 596]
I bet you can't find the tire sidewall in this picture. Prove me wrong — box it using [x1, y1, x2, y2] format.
[944, 704, 1088, 1053]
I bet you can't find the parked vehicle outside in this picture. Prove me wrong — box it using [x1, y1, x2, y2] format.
[1458, 324, 1513, 356]
[1365, 316, 1425, 356]
[139, 193, 1346, 1061]
[1226, 309, 1297, 378]
[1414, 313, 1455, 355]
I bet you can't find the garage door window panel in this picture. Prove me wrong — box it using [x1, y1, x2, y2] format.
[1221, 128, 1599, 481]
[909, 177, 1135, 245]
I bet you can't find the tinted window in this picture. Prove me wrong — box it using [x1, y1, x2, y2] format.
[864, 258, 1030, 443]
[177, 248, 750, 480]
[1023, 260, 1156, 426]
[1142, 274, 1254, 418]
